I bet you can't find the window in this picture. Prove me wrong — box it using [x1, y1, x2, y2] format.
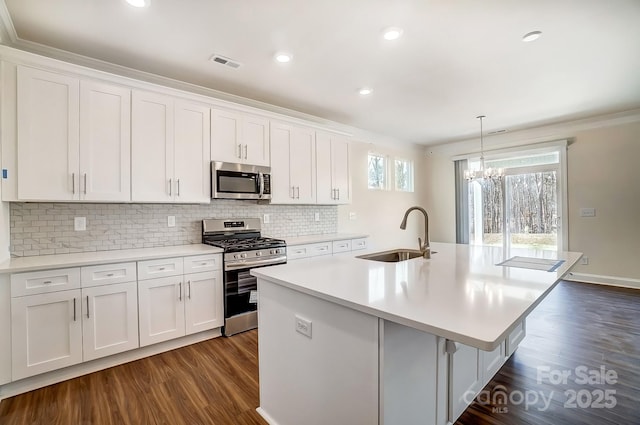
[395, 159, 414, 192]
[368, 153, 387, 190]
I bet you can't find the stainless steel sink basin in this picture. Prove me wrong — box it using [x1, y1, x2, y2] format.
[357, 249, 429, 263]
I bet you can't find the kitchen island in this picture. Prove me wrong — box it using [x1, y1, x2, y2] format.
[251, 242, 582, 425]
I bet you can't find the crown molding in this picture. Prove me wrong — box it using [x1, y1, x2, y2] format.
[426, 108, 640, 158]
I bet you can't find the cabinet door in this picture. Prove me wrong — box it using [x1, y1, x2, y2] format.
[211, 109, 242, 163]
[11, 289, 82, 380]
[82, 281, 139, 361]
[131, 90, 174, 202]
[290, 127, 316, 203]
[174, 101, 211, 203]
[315, 132, 333, 204]
[79, 81, 131, 201]
[184, 271, 223, 335]
[331, 136, 351, 204]
[269, 122, 294, 203]
[17, 66, 80, 201]
[448, 343, 482, 423]
[138, 276, 185, 347]
[481, 341, 505, 387]
[242, 114, 270, 166]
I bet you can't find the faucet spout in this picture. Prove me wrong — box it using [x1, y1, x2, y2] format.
[400, 206, 430, 258]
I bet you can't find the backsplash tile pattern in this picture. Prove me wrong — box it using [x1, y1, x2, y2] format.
[10, 201, 337, 257]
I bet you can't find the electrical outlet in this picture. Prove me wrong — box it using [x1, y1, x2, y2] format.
[295, 315, 312, 338]
[74, 217, 86, 231]
[263, 214, 270, 224]
[167, 216, 176, 227]
[314, 212, 320, 222]
[349, 212, 357, 220]
[580, 256, 589, 265]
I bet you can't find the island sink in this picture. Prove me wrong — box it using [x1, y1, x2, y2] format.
[357, 248, 429, 263]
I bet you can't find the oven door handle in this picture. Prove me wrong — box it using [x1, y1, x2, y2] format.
[225, 256, 287, 271]
[258, 172, 265, 198]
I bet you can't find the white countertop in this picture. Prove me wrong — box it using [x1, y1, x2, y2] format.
[251, 242, 582, 351]
[281, 233, 369, 246]
[0, 244, 223, 274]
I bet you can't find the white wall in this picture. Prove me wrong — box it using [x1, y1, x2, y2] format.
[338, 140, 429, 249]
[423, 116, 640, 281]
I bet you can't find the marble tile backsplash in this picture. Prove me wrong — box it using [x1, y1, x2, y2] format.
[10, 201, 337, 257]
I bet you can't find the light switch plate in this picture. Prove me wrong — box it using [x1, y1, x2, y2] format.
[349, 212, 357, 220]
[580, 208, 596, 217]
[314, 212, 320, 222]
[167, 216, 176, 227]
[263, 214, 270, 224]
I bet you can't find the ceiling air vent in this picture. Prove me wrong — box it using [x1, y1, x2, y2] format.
[487, 129, 507, 135]
[209, 54, 242, 69]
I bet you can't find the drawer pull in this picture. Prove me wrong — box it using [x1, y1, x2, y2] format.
[201, 262, 208, 266]
[43, 280, 52, 284]
[179, 282, 182, 301]
[73, 298, 77, 322]
[159, 267, 166, 271]
[319, 247, 327, 251]
[86, 295, 90, 318]
[106, 273, 114, 277]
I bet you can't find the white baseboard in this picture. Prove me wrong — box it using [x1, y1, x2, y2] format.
[566, 272, 640, 290]
[0, 328, 221, 401]
[256, 407, 280, 425]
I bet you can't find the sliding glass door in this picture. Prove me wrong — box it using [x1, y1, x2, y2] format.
[466, 150, 564, 256]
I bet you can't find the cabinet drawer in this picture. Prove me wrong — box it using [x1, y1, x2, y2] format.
[332, 240, 352, 253]
[287, 242, 333, 260]
[351, 237, 368, 251]
[506, 319, 526, 356]
[81, 262, 137, 288]
[11, 268, 81, 297]
[137, 257, 184, 281]
[183, 254, 221, 274]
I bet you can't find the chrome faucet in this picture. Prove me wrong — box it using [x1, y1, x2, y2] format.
[400, 206, 430, 259]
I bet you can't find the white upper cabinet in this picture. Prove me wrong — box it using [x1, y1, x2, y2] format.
[17, 66, 80, 201]
[16, 66, 131, 202]
[316, 131, 351, 204]
[270, 122, 316, 204]
[132, 91, 210, 203]
[131, 90, 174, 202]
[211, 109, 270, 166]
[174, 100, 211, 203]
[79, 81, 131, 201]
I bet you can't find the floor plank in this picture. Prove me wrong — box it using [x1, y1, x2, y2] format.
[0, 280, 638, 424]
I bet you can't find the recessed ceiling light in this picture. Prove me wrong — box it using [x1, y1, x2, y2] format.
[125, 0, 149, 7]
[358, 87, 373, 96]
[382, 27, 403, 41]
[522, 31, 542, 42]
[274, 52, 292, 63]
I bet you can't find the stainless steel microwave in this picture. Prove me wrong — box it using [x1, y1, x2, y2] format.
[211, 161, 272, 200]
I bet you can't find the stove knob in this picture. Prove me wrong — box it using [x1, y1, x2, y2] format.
[270, 249, 275, 255]
[256, 252, 262, 257]
[234, 254, 239, 260]
[241, 253, 247, 259]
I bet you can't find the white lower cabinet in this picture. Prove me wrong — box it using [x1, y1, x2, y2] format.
[448, 343, 483, 423]
[82, 281, 139, 362]
[11, 289, 83, 380]
[138, 256, 223, 347]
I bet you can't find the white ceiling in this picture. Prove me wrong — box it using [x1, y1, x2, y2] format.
[2, 0, 640, 145]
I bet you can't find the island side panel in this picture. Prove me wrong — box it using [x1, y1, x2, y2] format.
[381, 320, 447, 425]
[257, 278, 379, 425]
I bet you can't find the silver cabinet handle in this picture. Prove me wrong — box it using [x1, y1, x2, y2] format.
[296, 187, 300, 199]
[187, 280, 191, 299]
[179, 282, 182, 301]
[72, 173, 76, 194]
[337, 188, 340, 200]
[291, 186, 295, 199]
[84, 173, 87, 195]
[73, 298, 77, 322]
[106, 273, 114, 277]
[176, 179, 180, 197]
[168, 179, 172, 196]
[237, 144, 242, 159]
[43, 280, 52, 284]
[159, 267, 166, 271]
[243, 144, 248, 159]
[86, 295, 90, 318]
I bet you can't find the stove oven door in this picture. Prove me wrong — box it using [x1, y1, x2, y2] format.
[223, 262, 283, 336]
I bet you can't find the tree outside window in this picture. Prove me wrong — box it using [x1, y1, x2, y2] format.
[368, 153, 387, 189]
[395, 159, 413, 192]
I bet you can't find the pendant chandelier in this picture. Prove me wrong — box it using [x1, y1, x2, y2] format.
[464, 115, 504, 182]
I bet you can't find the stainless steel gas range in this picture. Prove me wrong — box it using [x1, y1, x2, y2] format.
[202, 218, 286, 336]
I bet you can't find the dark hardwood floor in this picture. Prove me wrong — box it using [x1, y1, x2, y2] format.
[1, 280, 638, 425]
